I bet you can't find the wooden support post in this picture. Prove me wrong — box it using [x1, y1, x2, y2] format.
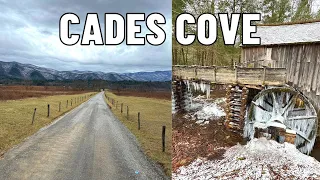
[71, 99, 73, 106]
[240, 87, 248, 129]
[67, 100, 68, 108]
[263, 66, 266, 84]
[31, 108, 37, 125]
[47, 104, 50, 117]
[213, 66, 216, 82]
[162, 126, 166, 152]
[225, 85, 232, 129]
[59, 102, 61, 112]
[138, 112, 140, 130]
[235, 66, 238, 82]
[194, 67, 198, 79]
[127, 106, 129, 120]
[121, 103, 123, 113]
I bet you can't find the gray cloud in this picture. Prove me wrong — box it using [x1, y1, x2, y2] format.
[0, 0, 172, 73]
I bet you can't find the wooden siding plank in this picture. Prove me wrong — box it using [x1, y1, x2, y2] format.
[312, 45, 320, 91]
[317, 60, 320, 95]
[300, 45, 307, 88]
[302, 45, 311, 91]
[286, 46, 293, 82]
[307, 45, 317, 92]
[292, 46, 300, 85]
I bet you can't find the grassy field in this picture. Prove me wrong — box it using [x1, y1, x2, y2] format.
[0, 85, 90, 100]
[111, 90, 171, 100]
[0, 92, 96, 156]
[104, 91, 172, 176]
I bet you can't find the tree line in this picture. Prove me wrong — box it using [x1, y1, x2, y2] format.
[173, 0, 319, 66]
[0, 78, 171, 92]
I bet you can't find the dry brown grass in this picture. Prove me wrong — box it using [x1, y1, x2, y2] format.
[0, 86, 90, 101]
[104, 90, 172, 176]
[110, 89, 171, 100]
[0, 92, 97, 157]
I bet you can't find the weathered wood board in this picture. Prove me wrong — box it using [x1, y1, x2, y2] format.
[173, 65, 286, 86]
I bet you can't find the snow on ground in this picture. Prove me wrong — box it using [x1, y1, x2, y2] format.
[192, 103, 226, 120]
[185, 96, 226, 125]
[173, 138, 320, 180]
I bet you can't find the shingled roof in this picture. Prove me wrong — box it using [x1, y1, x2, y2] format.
[248, 21, 320, 46]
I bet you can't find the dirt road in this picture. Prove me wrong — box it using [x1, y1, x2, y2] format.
[0, 92, 167, 180]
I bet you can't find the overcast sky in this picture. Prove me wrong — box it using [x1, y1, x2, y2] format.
[0, 0, 172, 73]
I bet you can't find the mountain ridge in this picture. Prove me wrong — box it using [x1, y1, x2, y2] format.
[0, 61, 171, 82]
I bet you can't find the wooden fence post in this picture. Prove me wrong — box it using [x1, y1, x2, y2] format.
[59, 102, 61, 112]
[47, 104, 50, 117]
[127, 106, 129, 120]
[138, 112, 140, 130]
[121, 103, 123, 113]
[162, 126, 166, 152]
[31, 108, 37, 125]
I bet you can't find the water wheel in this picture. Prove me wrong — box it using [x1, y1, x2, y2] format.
[244, 86, 318, 154]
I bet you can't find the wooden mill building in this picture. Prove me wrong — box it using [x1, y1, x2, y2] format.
[241, 21, 320, 117]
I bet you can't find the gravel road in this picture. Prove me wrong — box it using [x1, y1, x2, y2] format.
[0, 92, 168, 180]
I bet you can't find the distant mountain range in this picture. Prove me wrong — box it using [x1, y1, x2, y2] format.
[0, 61, 171, 82]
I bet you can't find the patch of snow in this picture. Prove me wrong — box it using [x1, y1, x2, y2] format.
[192, 103, 226, 120]
[214, 97, 226, 104]
[195, 120, 210, 126]
[266, 121, 286, 129]
[286, 129, 296, 134]
[184, 95, 226, 124]
[173, 138, 320, 179]
[184, 95, 204, 112]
